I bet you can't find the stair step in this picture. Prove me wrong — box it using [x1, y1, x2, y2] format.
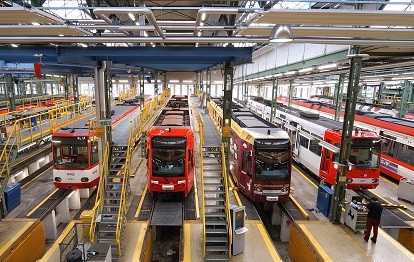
[205, 254, 229, 261]
[206, 236, 228, 243]
[204, 167, 222, 171]
[105, 189, 122, 193]
[206, 220, 227, 226]
[109, 167, 124, 171]
[101, 211, 119, 215]
[204, 197, 225, 202]
[97, 235, 117, 242]
[206, 227, 228, 235]
[205, 204, 225, 209]
[205, 212, 226, 218]
[104, 196, 121, 201]
[206, 245, 228, 252]
[204, 181, 223, 186]
[99, 227, 116, 233]
[103, 203, 120, 208]
[204, 189, 225, 194]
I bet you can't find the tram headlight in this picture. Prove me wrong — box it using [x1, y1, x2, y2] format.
[81, 177, 89, 182]
[346, 178, 353, 183]
[372, 178, 378, 183]
[54, 177, 62, 182]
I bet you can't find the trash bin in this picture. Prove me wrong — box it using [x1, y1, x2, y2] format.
[316, 185, 333, 217]
[4, 182, 21, 212]
[230, 205, 248, 255]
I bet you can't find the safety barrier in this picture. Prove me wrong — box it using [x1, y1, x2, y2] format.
[197, 113, 206, 256]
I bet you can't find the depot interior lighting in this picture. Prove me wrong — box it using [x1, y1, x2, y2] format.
[128, 13, 136, 21]
[269, 24, 293, 43]
[317, 63, 337, 70]
[169, 80, 180, 83]
[298, 67, 314, 73]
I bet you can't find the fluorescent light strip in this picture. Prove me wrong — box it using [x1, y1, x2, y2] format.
[317, 64, 337, 70]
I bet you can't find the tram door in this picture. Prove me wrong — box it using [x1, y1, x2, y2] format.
[293, 125, 301, 158]
[240, 151, 252, 194]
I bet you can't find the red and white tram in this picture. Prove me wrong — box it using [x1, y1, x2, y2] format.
[275, 96, 414, 181]
[146, 95, 195, 197]
[248, 98, 382, 190]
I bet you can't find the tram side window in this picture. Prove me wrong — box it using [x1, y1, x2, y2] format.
[382, 138, 414, 165]
[309, 140, 322, 156]
[299, 135, 309, 149]
[242, 151, 252, 177]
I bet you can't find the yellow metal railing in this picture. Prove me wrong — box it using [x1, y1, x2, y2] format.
[89, 142, 110, 242]
[197, 113, 206, 256]
[119, 88, 137, 101]
[0, 100, 93, 187]
[221, 144, 233, 257]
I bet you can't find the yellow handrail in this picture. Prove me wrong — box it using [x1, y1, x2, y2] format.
[221, 144, 233, 257]
[197, 113, 206, 256]
[89, 142, 110, 242]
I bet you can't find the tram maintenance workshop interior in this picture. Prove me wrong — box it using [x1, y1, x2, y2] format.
[0, 1, 414, 262]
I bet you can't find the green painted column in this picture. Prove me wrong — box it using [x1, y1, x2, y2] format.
[205, 69, 211, 114]
[140, 71, 145, 110]
[334, 74, 345, 121]
[270, 78, 278, 123]
[330, 48, 366, 224]
[399, 80, 413, 118]
[5, 74, 15, 111]
[222, 63, 233, 147]
[377, 82, 385, 105]
[288, 79, 294, 107]
[154, 71, 159, 95]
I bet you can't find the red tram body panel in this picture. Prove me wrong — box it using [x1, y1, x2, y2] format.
[146, 95, 195, 197]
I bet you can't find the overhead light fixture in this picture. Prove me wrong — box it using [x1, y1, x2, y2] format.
[32, 22, 40, 26]
[79, 43, 88, 48]
[195, 43, 199, 47]
[392, 76, 414, 80]
[284, 71, 297, 75]
[197, 31, 202, 37]
[200, 22, 204, 26]
[169, 80, 179, 83]
[317, 63, 337, 70]
[183, 80, 193, 83]
[58, 34, 64, 37]
[11, 44, 19, 48]
[128, 13, 136, 21]
[201, 13, 207, 21]
[118, 80, 129, 83]
[214, 81, 224, 84]
[143, 31, 149, 37]
[298, 67, 314, 73]
[269, 24, 293, 43]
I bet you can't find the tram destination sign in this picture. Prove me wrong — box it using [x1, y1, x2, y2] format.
[98, 119, 112, 126]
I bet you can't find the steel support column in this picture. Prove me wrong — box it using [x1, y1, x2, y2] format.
[72, 74, 79, 104]
[288, 79, 294, 107]
[154, 71, 159, 95]
[205, 69, 211, 114]
[330, 48, 366, 224]
[140, 71, 145, 109]
[270, 78, 278, 123]
[94, 61, 112, 163]
[5, 74, 15, 111]
[334, 74, 345, 121]
[399, 80, 413, 118]
[377, 82, 385, 105]
[222, 62, 233, 155]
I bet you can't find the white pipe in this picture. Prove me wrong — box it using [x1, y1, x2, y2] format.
[2, 36, 414, 46]
[93, 7, 165, 39]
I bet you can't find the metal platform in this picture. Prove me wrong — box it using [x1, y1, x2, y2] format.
[381, 208, 413, 229]
[192, 97, 221, 147]
[150, 201, 183, 226]
[112, 105, 140, 145]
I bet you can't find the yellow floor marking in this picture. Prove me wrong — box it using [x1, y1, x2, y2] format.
[21, 166, 52, 189]
[289, 195, 309, 219]
[0, 222, 33, 255]
[194, 170, 200, 219]
[369, 191, 414, 220]
[130, 158, 143, 178]
[339, 227, 372, 259]
[183, 223, 191, 262]
[299, 225, 332, 262]
[381, 175, 398, 187]
[26, 188, 59, 217]
[132, 223, 148, 261]
[257, 223, 282, 262]
[379, 228, 414, 259]
[292, 165, 318, 188]
[135, 185, 148, 219]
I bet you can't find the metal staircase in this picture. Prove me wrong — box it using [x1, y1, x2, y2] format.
[202, 146, 230, 261]
[0, 129, 20, 218]
[97, 144, 130, 260]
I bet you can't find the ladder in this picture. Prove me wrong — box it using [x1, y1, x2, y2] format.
[202, 146, 230, 261]
[97, 144, 129, 260]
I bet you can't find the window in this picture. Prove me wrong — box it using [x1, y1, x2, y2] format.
[188, 149, 194, 171]
[242, 151, 252, 177]
[309, 140, 322, 156]
[381, 138, 414, 165]
[299, 135, 309, 149]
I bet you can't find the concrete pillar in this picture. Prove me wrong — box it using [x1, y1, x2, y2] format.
[43, 210, 58, 240]
[271, 203, 282, 225]
[280, 212, 291, 242]
[56, 198, 70, 223]
[68, 190, 81, 209]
